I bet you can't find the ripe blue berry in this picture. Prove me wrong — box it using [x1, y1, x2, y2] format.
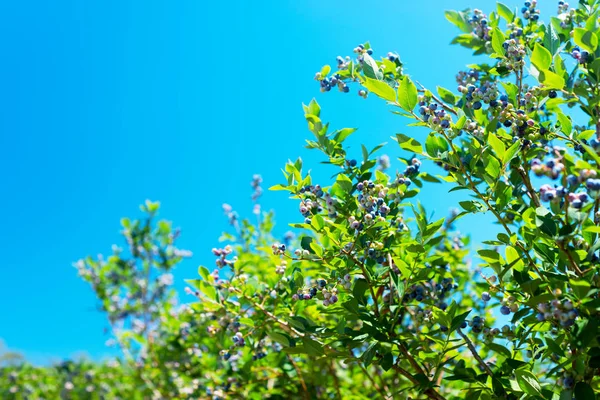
[500, 305, 511, 315]
[481, 292, 491, 302]
[349, 159, 357, 167]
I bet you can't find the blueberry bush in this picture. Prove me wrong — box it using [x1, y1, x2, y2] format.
[4, 0, 600, 398]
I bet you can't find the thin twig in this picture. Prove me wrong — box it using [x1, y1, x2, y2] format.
[287, 354, 310, 400]
[457, 328, 494, 378]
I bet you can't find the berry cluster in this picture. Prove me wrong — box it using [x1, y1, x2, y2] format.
[521, 1, 540, 21]
[271, 243, 286, 255]
[251, 174, 263, 201]
[468, 9, 491, 41]
[501, 39, 526, 71]
[571, 47, 592, 65]
[557, 372, 576, 390]
[321, 285, 339, 307]
[536, 299, 578, 327]
[403, 158, 421, 176]
[275, 260, 287, 275]
[459, 81, 500, 112]
[353, 43, 373, 56]
[339, 274, 353, 290]
[317, 73, 349, 93]
[539, 184, 567, 203]
[463, 119, 485, 137]
[378, 154, 391, 170]
[335, 55, 351, 70]
[412, 307, 434, 326]
[293, 248, 311, 258]
[212, 245, 235, 269]
[481, 326, 501, 343]
[469, 315, 486, 333]
[353, 181, 393, 228]
[506, 23, 524, 40]
[531, 156, 565, 180]
[292, 279, 338, 306]
[222, 203, 239, 226]
[418, 96, 453, 131]
[499, 295, 520, 315]
[455, 69, 479, 87]
[557, 2, 574, 28]
[297, 184, 335, 223]
[231, 331, 245, 347]
[403, 278, 456, 310]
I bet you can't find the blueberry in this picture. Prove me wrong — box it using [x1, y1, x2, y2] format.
[441, 120, 450, 129]
[481, 292, 491, 302]
[460, 321, 468, 329]
[563, 377, 575, 389]
[473, 101, 482, 110]
[549, 90, 557, 99]
[571, 199, 583, 209]
[349, 159, 357, 167]
[500, 305, 511, 315]
[503, 119, 513, 127]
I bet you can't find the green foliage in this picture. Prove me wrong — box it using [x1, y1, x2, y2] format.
[6, 1, 600, 399]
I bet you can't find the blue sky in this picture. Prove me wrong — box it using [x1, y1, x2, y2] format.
[0, 0, 554, 363]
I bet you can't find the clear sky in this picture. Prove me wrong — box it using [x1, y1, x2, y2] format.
[0, 0, 554, 364]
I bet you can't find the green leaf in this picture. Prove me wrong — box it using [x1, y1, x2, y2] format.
[450, 310, 471, 332]
[363, 77, 396, 102]
[574, 382, 595, 400]
[492, 27, 506, 56]
[320, 65, 331, 77]
[570, 280, 591, 299]
[425, 133, 449, 157]
[543, 23, 560, 56]
[311, 214, 325, 231]
[556, 111, 572, 135]
[362, 53, 383, 80]
[361, 342, 377, 366]
[335, 174, 353, 193]
[497, 3, 515, 22]
[538, 69, 565, 90]
[515, 369, 543, 397]
[304, 98, 320, 117]
[334, 128, 356, 143]
[398, 76, 418, 112]
[437, 86, 457, 104]
[574, 27, 599, 53]
[198, 266, 210, 281]
[460, 200, 484, 213]
[395, 133, 423, 153]
[487, 133, 506, 160]
[268, 332, 291, 347]
[503, 141, 520, 164]
[485, 343, 512, 359]
[485, 156, 501, 179]
[444, 10, 472, 33]
[531, 43, 552, 71]
[302, 337, 324, 356]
